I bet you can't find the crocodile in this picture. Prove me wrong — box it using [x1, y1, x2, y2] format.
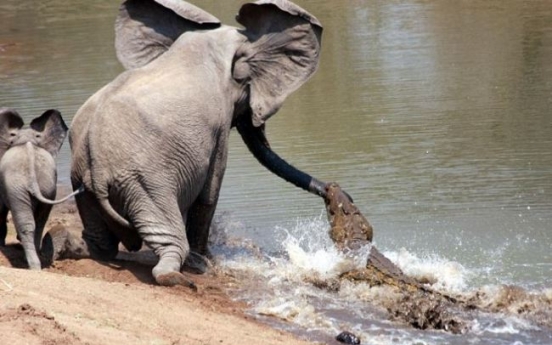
[320, 182, 472, 333]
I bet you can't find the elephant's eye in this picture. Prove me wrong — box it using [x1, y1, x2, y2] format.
[35, 134, 41, 138]
[9, 133, 15, 137]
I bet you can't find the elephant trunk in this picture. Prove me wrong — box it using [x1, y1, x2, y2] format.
[236, 117, 328, 198]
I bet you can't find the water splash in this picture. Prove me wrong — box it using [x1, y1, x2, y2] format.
[281, 222, 372, 280]
[211, 214, 552, 345]
[382, 247, 471, 293]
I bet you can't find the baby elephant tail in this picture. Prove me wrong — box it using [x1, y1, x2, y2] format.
[26, 142, 84, 205]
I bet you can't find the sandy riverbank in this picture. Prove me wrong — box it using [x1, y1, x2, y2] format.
[0, 197, 319, 345]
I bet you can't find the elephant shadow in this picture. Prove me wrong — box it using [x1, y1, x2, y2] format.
[107, 249, 160, 285]
[0, 237, 162, 286]
[57, 248, 162, 286]
[0, 242, 30, 269]
[108, 249, 207, 286]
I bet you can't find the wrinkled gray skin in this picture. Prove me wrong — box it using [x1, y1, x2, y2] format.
[63, 0, 330, 288]
[0, 108, 78, 270]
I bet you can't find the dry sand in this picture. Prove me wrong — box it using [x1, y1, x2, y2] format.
[0, 199, 318, 345]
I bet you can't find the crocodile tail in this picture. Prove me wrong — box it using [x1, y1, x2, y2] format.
[27, 142, 84, 205]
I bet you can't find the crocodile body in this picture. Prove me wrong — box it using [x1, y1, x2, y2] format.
[323, 183, 469, 333]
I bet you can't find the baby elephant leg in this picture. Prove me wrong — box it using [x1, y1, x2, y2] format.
[11, 211, 41, 270]
[33, 203, 52, 255]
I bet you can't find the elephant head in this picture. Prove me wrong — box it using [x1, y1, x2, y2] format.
[113, 0, 330, 198]
[0, 108, 68, 160]
[116, 0, 322, 124]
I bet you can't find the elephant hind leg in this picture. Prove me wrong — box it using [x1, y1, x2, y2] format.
[18, 224, 41, 270]
[34, 203, 53, 252]
[75, 190, 119, 260]
[11, 209, 41, 270]
[132, 202, 196, 290]
[184, 202, 216, 275]
[152, 248, 197, 291]
[104, 193, 142, 252]
[138, 227, 197, 290]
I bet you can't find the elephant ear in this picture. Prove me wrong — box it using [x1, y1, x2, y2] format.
[30, 109, 68, 158]
[115, 0, 220, 69]
[233, 0, 323, 127]
[0, 108, 24, 158]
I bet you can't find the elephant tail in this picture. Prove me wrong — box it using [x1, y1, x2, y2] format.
[87, 152, 132, 229]
[97, 197, 132, 229]
[27, 142, 85, 205]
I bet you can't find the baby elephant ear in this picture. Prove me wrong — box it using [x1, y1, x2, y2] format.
[30, 109, 68, 158]
[116, 0, 220, 69]
[0, 108, 24, 158]
[234, 0, 323, 127]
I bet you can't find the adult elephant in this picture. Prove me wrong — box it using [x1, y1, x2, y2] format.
[65, 0, 333, 288]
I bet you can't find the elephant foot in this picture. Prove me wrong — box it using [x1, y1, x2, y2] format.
[27, 262, 42, 270]
[155, 272, 197, 291]
[183, 251, 212, 274]
[153, 252, 197, 291]
[24, 248, 42, 270]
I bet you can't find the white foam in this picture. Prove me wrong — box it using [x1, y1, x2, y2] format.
[383, 247, 471, 293]
[283, 233, 371, 279]
[254, 294, 335, 331]
[472, 315, 538, 335]
[256, 214, 373, 281]
[544, 288, 552, 300]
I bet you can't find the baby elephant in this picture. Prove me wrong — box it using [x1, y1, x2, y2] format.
[0, 108, 81, 269]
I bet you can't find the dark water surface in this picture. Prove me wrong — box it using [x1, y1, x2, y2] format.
[1, 0, 551, 344]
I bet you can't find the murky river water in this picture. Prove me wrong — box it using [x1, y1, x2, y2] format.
[1, 1, 551, 344]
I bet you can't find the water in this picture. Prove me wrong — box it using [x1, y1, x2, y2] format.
[1, 0, 551, 344]
[211, 217, 552, 344]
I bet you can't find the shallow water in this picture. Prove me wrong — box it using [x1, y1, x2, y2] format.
[1, 0, 551, 344]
